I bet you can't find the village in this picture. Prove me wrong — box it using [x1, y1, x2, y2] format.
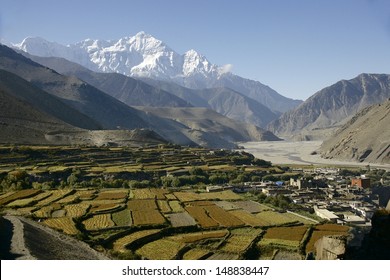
[207, 166, 390, 230]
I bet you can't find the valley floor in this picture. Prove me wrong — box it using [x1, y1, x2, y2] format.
[240, 141, 390, 170]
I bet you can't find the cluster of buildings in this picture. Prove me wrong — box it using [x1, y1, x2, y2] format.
[210, 168, 386, 228]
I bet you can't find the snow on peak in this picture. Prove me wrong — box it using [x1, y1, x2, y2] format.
[13, 32, 233, 84]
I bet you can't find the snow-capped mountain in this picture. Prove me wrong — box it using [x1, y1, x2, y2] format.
[13, 32, 302, 113]
[14, 32, 222, 83]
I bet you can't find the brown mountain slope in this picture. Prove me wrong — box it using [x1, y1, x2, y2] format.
[320, 99, 390, 164]
[268, 73, 390, 140]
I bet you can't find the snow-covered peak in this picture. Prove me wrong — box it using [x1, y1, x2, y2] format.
[12, 32, 232, 84]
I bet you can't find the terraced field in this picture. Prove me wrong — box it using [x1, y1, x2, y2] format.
[0, 186, 352, 260]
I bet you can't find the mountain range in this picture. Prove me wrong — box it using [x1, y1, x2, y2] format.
[267, 73, 390, 140]
[12, 32, 302, 115]
[0, 44, 280, 148]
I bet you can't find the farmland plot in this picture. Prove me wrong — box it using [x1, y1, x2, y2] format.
[169, 201, 184, 212]
[35, 190, 74, 207]
[229, 210, 268, 227]
[232, 200, 272, 213]
[219, 234, 255, 253]
[112, 229, 162, 252]
[90, 203, 124, 214]
[132, 189, 166, 200]
[112, 209, 132, 227]
[127, 199, 157, 211]
[64, 203, 90, 218]
[259, 226, 308, 248]
[132, 210, 166, 226]
[136, 239, 185, 260]
[185, 206, 219, 228]
[96, 190, 129, 200]
[168, 229, 228, 243]
[255, 211, 299, 227]
[182, 248, 211, 260]
[43, 217, 79, 235]
[305, 224, 349, 253]
[166, 212, 197, 227]
[214, 201, 241, 211]
[0, 189, 41, 205]
[203, 205, 245, 227]
[33, 204, 62, 218]
[157, 200, 171, 213]
[82, 214, 115, 231]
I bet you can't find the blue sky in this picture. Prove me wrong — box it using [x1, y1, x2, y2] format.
[0, 0, 389, 100]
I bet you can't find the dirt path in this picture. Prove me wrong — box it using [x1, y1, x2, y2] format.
[1, 215, 109, 260]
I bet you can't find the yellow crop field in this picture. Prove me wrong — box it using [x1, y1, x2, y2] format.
[169, 229, 228, 243]
[64, 203, 90, 218]
[174, 190, 242, 202]
[229, 210, 267, 227]
[56, 194, 79, 204]
[112, 229, 162, 252]
[220, 234, 255, 253]
[203, 205, 245, 227]
[185, 206, 219, 228]
[82, 214, 115, 231]
[136, 239, 185, 260]
[78, 190, 96, 200]
[255, 211, 298, 226]
[96, 190, 129, 200]
[33, 204, 62, 218]
[165, 193, 177, 200]
[131, 188, 166, 199]
[35, 190, 74, 207]
[43, 217, 79, 235]
[132, 210, 166, 226]
[127, 199, 157, 211]
[182, 248, 211, 260]
[0, 189, 41, 205]
[168, 201, 184, 212]
[157, 200, 171, 213]
[263, 226, 308, 241]
[90, 203, 123, 214]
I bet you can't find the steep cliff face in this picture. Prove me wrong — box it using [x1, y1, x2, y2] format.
[321, 100, 390, 164]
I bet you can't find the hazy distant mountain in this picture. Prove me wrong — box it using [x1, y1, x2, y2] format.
[136, 107, 281, 149]
[268, 73, 390, 139]
[141, 78, 279, 127]
[12, 33, 301, 114]
[321, 100, 390, 164]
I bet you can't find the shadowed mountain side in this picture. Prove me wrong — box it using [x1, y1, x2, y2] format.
[0, 69, 101, 130]
[0, 87, 78, 144]
[137, 107, 281, 149]
[26, 55, 193, 108]
[141, 78, 279, 127]
[0, 44, 148, 130]
[320, 100, 390, 164]
[268, 74, 390, 139]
